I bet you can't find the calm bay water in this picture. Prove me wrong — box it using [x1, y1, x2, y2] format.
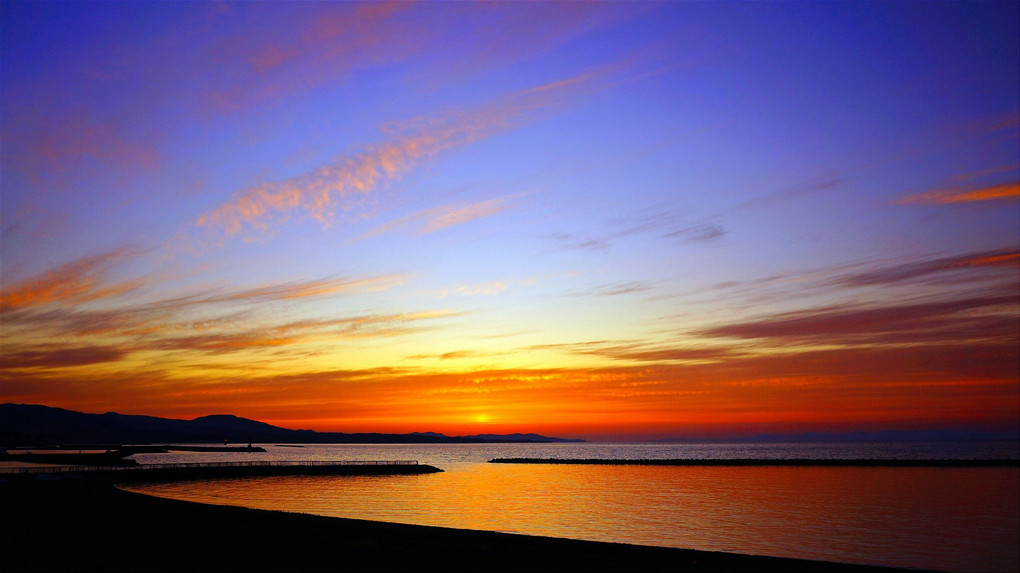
[124, 442, 1020, 572]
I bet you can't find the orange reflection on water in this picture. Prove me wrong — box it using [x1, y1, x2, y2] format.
[128, 465, 1019, 572]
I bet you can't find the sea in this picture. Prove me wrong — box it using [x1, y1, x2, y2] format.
[121, 441, 1020, 573]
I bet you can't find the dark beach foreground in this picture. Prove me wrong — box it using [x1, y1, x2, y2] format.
[1, 477, 925, 573]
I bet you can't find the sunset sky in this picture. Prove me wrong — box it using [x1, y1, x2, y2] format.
[2, 1, 1018, 440]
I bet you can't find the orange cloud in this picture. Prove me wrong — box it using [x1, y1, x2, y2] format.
[898, 181, 1020, 204]
[958, 252, 1020, 268]
[421, 197, 518, 233]
[355, 195, 522, 242]
[197, 275, 409, 303]
[0, 249, 141, 311]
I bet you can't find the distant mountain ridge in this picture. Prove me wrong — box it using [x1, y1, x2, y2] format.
[462, 432, 583, 442]
[0, 404, 584, 446]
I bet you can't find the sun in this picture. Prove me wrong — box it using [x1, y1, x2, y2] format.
[474, 414, 490, 423]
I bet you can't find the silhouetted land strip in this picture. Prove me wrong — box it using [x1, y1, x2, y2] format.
[0, 452, 140, 465]
[0, 444, 264, 466]
[489, 458, 1019, 467]
[0, 478, 924, 573]
[1, 460, 438, 483]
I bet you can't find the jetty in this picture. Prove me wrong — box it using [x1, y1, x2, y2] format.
[0, 460, 441, 482]
[489, 458, 1020, 467]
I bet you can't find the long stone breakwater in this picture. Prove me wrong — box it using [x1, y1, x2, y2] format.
[0, 460, 442, 482]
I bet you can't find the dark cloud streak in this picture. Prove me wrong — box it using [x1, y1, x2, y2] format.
[700, 294, 1018, 344]
[834, 248, 1019, 287]
[2, 345, 128, 369]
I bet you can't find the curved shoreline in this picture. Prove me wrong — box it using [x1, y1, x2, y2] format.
[1, 477, 927, 572]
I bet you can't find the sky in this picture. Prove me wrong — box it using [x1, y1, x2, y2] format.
[1, 1, 1018, 441]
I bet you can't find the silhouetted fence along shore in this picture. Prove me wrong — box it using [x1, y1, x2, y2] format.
[489, 458, 1020, 467]
[0, 460, 440, 481]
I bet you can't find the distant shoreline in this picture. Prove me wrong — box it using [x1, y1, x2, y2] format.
[0, 477, 916, 572]
[489, 458, 1020, 467]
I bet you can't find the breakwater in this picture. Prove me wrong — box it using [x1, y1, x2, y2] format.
[489, 458, 1020, 466]
[0, 460, 441, 482]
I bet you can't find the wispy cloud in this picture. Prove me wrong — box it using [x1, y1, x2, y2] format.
[355, 195, 523, 242]
[4, 105, 163, 189]
[664, 224, 726, 243]
[584, 282, 652, 297]
[148, 309, 460, 353]
[199, 2, 631, 114]
[948, 164, 1020, 183]
[0, 306, 163, 338]
[188, 275, 409, 304]
[546, 204, 727, 254]
[544, 233, 612, 252]
[898, 181, 1020, 204]
[730, 175, 845, 213]
[439, 281, 508, 298]
[1, 345, 129, 369]
[200, 2, 423, 112]
[0, 249, 419, 349]
[699, 292, 1018, 345]
[405, 350, 493, 361]
[421, 197, 518, 233]
[834, 248, 1019, 287]
[0, 248, 142, 311]
[530, 340, 738, 364]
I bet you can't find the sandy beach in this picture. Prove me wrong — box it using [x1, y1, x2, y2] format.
[1, 476, 920, 573]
